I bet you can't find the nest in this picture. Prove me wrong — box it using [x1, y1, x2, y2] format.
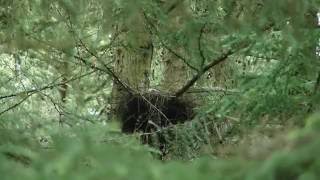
[116, 91, 195, 158]
[118, 92, 194, 134]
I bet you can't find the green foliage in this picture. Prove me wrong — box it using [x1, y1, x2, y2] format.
[1, 115, 320, 180]
[1, 0, 320, 179]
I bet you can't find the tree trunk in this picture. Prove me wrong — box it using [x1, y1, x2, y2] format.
[111, 15, 153, 121]
[160, 49, 189, 93]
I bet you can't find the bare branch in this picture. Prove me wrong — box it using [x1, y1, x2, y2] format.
[198, 23, 207, 68]
[0, 93, 34, 116]
[57, 7, 133, 95]
[0, 71, 95, 101]
[74, 53, 134, 95]
[175, 50, 233, 97]
[142, 11, 199, 72]
[164, 0, 185, 14]
[314, 71, 320, 94]
[161, 43, 199, 72]
[187, 87, 239, 94]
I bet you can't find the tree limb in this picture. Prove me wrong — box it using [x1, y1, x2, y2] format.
[198, 23, 207, 68]
[314, 71, 320, 94]
[0, 92, 34, 116]
[74, 53, 134, 95]
[187, 87, 239, 94]
[161, 43, 199, 72]
[58, 8, 134, 95]
[142, 11, 199, 72]
[0, 71, 95, 101]
[175, 50, 233, 97]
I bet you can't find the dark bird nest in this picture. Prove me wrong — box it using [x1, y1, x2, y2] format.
[117, 92, 195, 157]
[118, 92, 194, 135]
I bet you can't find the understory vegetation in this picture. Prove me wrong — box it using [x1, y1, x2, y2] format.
[0, 0, 320, 179]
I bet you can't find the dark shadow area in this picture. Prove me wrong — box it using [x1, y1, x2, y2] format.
[117, 92, 195, 157]
[119, 93, 194, 134]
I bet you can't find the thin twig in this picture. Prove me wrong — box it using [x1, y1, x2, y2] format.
[139, 93, 170, 122]
[74, 54, 134, 94]
[198, 23, 207, 68]
[166, 0, 185, 14]
[0, 71, 95, 100]
[214, 123, 223, 143]
[314, 71, 320, 94]
[57, 7, 132, 95]
[186, 87, 239, 94]
[142, 11, 199, 72]
[161, 43, 199, 72]
[39, 92, 63, 115]
[0, 92, 34, 116]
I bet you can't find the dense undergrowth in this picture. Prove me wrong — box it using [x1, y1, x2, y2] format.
[0, 114, 320, 180]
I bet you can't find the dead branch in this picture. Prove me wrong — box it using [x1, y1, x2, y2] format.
[60, 8, 134, 95]
[175, 50, 233, 97]
[187, 87, 240, 94]
[142, 11, 199, 72]
[161, 43, 199, 72]
[0, 93, 34, 116]
[314, 71, 320, 94]
[198, 23, 207, 68]
[75, 55, 134, 94]
[0, 71, 95, 100]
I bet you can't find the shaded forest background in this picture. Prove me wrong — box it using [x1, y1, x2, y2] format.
[0, 0, 320, 179]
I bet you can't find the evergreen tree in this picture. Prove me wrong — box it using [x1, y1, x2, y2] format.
[0, 0, 320, 179]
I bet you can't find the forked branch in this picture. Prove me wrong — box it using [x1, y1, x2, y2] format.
[175, 50, 233, 97]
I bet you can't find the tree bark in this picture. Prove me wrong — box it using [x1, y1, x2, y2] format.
[111, 14, 153, 120]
